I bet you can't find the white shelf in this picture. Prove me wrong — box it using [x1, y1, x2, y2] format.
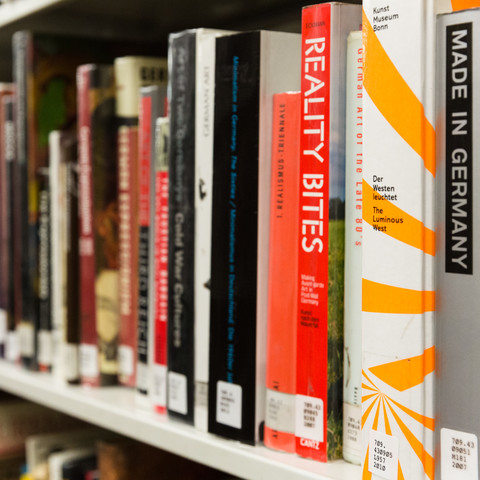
[0, 361, 360, 480]
[0, 0, 68, 28]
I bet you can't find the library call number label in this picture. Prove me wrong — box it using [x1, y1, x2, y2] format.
[368, 430, 399, 480]
[441, 428, 478, 480]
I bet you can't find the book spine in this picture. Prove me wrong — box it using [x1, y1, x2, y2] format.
[0, 89, 13, 358]
[264, 92, 300, 454]
[167, 32, 196, 423]
[49, 131, 69, 380]
[90, 65, 119, 387]
[37, 166, 52, 372]
[117, 123, 138, 386]
[65, 155, 80, 384]
[297, 3, 361, 462]
[136, 86, 164, 398]
[436, 10, 480, 478]
[193, 30, 215, 433]
[342, 30, 363, 466]
[13, 31, 37, 370]
[3, 95, 19, 363]
[78, 66, 99, 386]
[362, 1, 438, 478]
[151, 117, 169, 413]
[208, 32, 260, 444]
[136, 92, 152, 396]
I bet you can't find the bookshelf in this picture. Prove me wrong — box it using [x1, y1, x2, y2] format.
[0, 362, 360, 480]
[0, 0, 362, 478]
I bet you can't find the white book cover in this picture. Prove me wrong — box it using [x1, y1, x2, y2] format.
[362, 1, 479, 479]
[343, 29, 363, 466]
[362, 1, 435, 479]
[194, 27, 235, 433]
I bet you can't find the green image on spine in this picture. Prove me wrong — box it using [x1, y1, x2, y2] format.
[327, 216, 345, 460]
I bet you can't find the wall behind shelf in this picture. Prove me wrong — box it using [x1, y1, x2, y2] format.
[0, 0, 361, 80]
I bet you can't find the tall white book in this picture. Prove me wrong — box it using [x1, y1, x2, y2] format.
[194, 28, 234, 432]
[361, 1, 477, 479]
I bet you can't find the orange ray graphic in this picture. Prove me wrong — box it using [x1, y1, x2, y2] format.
[362, 383, 378, 393]
[363, 369, 380, 391]
[363, 13, 435, 176]
[382, 398, 392, 435]
[368, 346, 435, 391]
[385, 395, 435, 431]
[363, 180, 435, 256]
[385, 399, 435, 480]
[362, 446, 372, 480]
[372, 397, 381, 430]
[452, 0, 480, 10]
[398, 463, 406, 480]
[363, 279, 435, 314]
[362, 396, 380, 429]
[362, 392, 378, 403]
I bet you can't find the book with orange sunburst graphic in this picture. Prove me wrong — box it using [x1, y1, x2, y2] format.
[362, 1, 480, 479]
[361, 1, 437, 478]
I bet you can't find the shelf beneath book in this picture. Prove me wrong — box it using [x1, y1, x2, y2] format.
[0, 361, 360, 480]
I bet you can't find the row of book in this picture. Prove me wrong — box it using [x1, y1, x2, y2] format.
[2, 0, 480, 478]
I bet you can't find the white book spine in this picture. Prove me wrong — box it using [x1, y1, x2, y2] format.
[343, 30, 363, 466]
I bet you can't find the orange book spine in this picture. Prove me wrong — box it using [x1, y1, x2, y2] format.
[264, 92, 300, 453]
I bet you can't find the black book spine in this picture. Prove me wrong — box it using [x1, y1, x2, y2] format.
[66, 156, 80, 384]
[37, 166, 52, 371]
[4, 97, 16, 344]
[167, 31, 196, 423]
[13, 31, 37, 370]
[208, 32, 260, 444]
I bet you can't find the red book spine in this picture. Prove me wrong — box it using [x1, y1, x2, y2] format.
[264, 92, 300, 453]
[118, 125, 139, 387]
[77, 66, 98, 386]
[296, 3, 331, 462]
[152, 118, 169, 413]
[136, 94, 152, 395]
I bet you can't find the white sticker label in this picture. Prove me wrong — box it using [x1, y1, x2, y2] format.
[118, 345, 134, 377]
[295, 394, 324, 442]
[343, 402, 362, 457]
[0, 310, 7, 343]
[18, 323, 34, 357]
[152, 364, 167, 408]
[38, 330, 52, 366]
[168, 371, 188, 415]
[136, 362, 148, 393]
[64, 343, 79, 382]
[216, 380, 242, 429]
[368, 430, 399, 480]
[79, 344, 99, 378]
[441, 428, 478, 480]
[6, 331, 19, 363]
[266, 388, 295, 433]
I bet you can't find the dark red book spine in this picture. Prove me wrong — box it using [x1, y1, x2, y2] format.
[78, 66, 98, 386]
